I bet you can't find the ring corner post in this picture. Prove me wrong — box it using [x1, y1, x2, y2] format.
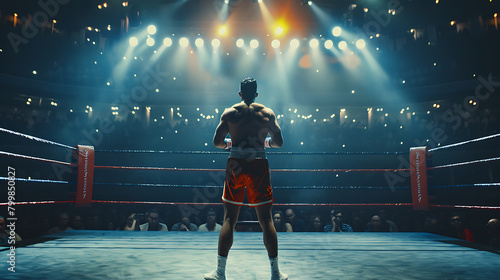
[410, 147, 429, 211]
[75, 145, 94, 207]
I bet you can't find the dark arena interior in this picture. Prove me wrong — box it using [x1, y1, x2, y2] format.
[0, 0, 499, 279]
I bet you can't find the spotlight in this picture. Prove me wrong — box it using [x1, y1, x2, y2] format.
[250, 39, 259, 49]
[163, 37, 172, 47]
[225, 0, 229, 3]
[212, 38, 221, 48]
[219, 26, 227, 35]
[147, 25, 157, 35]
[195, 38, 204, 47]
[236, 39, 244, 48]
[356, 39, 366, 49]
[129, 37, 138, 47]
[179, 37, 189, 47]
[308, 1, 312, 5]
[338, 40, 347, 50]
[290, 39, 300, 48]
[275, 26, 284, 35]
[146, 37, 155, 46]
[332, 26, 342, 37]
[309, 39, 319, 48]
[324, 40, 333, 49]
[271, 39, 280, 49]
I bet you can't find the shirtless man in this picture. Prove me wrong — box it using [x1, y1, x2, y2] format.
[205, 78, 287, 280]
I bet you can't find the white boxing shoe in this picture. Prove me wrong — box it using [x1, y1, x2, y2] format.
[204, 269, 226, 280]
[271, 271, 288, 280]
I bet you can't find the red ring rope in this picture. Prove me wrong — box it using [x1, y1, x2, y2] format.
[90, 200, 412, 207]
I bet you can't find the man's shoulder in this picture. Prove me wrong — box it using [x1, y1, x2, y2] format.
[251, 103, 275, 116]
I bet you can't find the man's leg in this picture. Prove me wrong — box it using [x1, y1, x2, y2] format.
[255, 204, 277, 257]
[218, 203, 241, 257]
[205, 203, 241, 280]
[256, 204, 288, 279]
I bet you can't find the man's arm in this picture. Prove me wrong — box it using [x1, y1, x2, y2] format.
[213, 110, 230, 149]
[268, 109, 283, 148]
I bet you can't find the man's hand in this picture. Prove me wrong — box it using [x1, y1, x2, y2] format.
[265, 137, 272, 148]
[224, 138, 232, 150]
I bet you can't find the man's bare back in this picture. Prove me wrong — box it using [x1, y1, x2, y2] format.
[214, 101, 283, 149]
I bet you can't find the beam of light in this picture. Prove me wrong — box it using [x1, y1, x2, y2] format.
[129, 37, 138, 47]
[250, 39, 259, 49]
[146, 37, 155, 47]
[212, 38, 221, 48]
[147, 25, 157, 35]
[338, 41, 347, 50]
[324, 40, 333, 49]
[195, 38, 204, 48]
[163, 37, 173, 47]
[271, 39, 280, 49]
[179, 37, 189, 47]
[113, 29, 149, 87]
[257, 0, 275, 35]
[290, 39, 300, 48]
[309, 1, 337, 29]
[332, 26, 342, 37]
[309, 39, 319, 48]
[271, 38, 294, 105]
[356, 39, 366, 49]
[236, 39, 244, 48]
[217, 1, 229, 21]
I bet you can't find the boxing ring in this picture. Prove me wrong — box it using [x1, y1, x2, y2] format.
[1, 127, 500, 279]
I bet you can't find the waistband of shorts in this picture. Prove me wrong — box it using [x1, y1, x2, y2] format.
[229, 147, 266, 159]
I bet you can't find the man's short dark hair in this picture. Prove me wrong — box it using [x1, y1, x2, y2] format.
[240, 77, 257, 103]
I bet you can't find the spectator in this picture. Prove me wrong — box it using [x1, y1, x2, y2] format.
[273, 211, 292, 232]
[0, 216, 22, 244]
[122, 213, 140, 231]
[324, 210, 353, 232]
[365, 215, 389, 232]
[307, 215, 324, 232]
[285, 208, 306, 232]
[48, 213, 73, 234]
[486, 218, 500, 248]
[199, 210, 222, 232]
[172, 216, 198, 231]
[446, 214, 474, 242]
[140, 209, 168, 231]
[70, 215, 84, 230]
[377, 209, 399, 232]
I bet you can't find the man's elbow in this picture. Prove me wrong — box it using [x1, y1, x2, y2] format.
[273, 138, 283, 148]
[213, 138, 225, 149]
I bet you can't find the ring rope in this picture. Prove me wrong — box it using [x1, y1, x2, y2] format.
[0, 127, 76, 151]
[90, 200, 413, 207]
[7, 177, 499, 189]
[0, 177, 71, 184]
[94, 165, 409, 173]
[93, 182, 409, 189]
[95, 149, 408, 156]
[428, 132, 500, 152]
[0, 150, 76, 166]
[430, 204, 500, 210]
[0, 200, 75, 206]
[428, 156, 500, 170]
[430, 183, 500, 188]
[3, 201, 499, 209]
